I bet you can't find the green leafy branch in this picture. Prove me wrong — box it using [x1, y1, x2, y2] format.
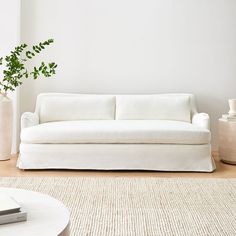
[0, 39, 57, 94]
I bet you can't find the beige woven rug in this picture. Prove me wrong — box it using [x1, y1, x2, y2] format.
[0, 177, 236, 236]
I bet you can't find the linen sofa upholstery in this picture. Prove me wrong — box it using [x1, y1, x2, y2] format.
[116, 95, 191, 122]
[39, 95, 116, 123]
[18, 93, 215, 172]
[21, 120, 210, 145]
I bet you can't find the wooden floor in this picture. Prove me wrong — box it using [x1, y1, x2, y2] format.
[0, 153, 236, 178]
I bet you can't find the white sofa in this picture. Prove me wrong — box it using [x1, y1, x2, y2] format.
[18, 93, 215, 172]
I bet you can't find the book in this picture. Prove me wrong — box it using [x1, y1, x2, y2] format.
[0, 208, 27, 225]
[0, 194, 21, 215]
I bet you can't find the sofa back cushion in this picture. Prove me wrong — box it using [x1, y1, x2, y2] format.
[116, 95, 191, 122]
[39, 95, 115, 123]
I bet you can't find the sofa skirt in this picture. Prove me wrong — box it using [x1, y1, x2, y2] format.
[18, 143, 215, 172]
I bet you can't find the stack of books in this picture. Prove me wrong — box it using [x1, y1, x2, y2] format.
[0, 194, 27, 225]
[222, 114, 236, 122]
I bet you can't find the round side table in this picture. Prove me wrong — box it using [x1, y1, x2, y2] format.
[218, 118, 236, 164]
[0, 188, 70, 236]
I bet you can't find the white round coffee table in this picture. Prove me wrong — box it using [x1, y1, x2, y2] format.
[0, 188, 70, 236]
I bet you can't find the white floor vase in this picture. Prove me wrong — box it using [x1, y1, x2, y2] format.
[0, 94, 12, 160]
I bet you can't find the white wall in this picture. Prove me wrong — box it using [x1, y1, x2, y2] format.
[21, 0, 236, 149]
[0, 0, 21, 153]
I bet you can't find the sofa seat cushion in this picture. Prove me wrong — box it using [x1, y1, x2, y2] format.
[21, 120, 210, 145]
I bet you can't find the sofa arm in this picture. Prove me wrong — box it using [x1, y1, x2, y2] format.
[21, 112, 39, 129]
[192, 113, 210, 130]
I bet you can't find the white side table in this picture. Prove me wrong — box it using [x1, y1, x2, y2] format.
[0, 188, 70, 236]
[218, 118, 236, 164]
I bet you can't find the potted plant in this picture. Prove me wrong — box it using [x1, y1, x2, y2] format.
[0, 39, 57, 160]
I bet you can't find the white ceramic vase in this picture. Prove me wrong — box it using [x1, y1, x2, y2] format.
[228, 99, 236, 117]
[0, 94, 13, 160]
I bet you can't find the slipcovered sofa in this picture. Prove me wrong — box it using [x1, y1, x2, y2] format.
[18, 93, 215, 172]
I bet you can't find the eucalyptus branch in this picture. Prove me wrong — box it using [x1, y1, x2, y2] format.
[0, 39, 57, 94]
